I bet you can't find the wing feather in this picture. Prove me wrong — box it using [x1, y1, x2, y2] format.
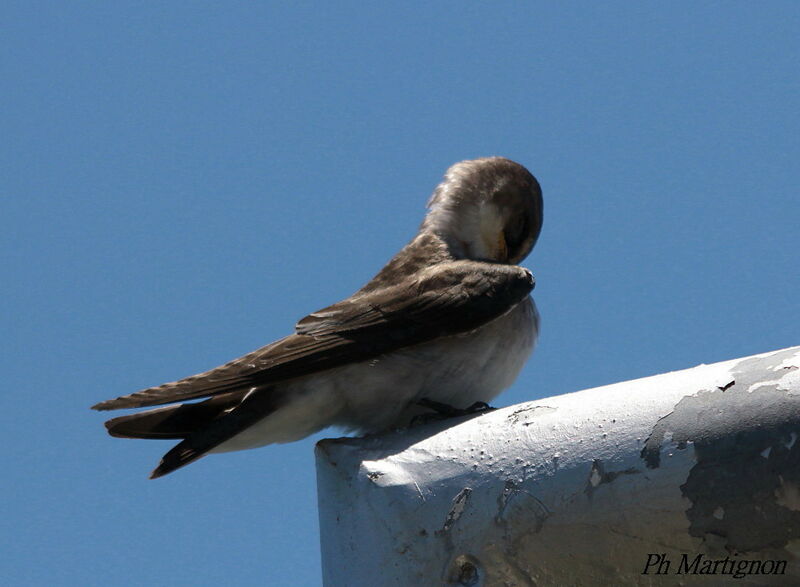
[92, 261, 533, 410]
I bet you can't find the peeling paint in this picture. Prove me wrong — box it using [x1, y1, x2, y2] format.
[639, 348, 800, 551]
[441, 488, 472, 533]
[775, 478, 800, 512]
[506, 404, 556, 426]
[495, 480, 549, 533]
[589, 466, 602, 488]
[584, 459, 640, 498]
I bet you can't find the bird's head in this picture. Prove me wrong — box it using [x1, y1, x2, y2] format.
[423, 157, 543, 265]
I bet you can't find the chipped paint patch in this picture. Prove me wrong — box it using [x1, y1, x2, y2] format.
[773, 356, 800, 371]
[776, 478, 800, 512]
[779, 366, 800, 396]
[641, 348, 800, 470]
[638, 348, 800, 551]
[506, 404, 556, 426]
[495, 480, 549, 534]
[589, 466, 602, 488]
[584, 459, 640, 498]
[441, 488, 472, 533]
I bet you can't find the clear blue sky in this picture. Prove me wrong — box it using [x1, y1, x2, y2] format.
[2, 3, 798, 586]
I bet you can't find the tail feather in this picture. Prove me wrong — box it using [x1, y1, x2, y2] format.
[147, 386, 281, 478]
[104, 392, 243, 439]
[150, 439, 210, 479]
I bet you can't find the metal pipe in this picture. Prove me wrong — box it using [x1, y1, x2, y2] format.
[317, 346, 800, 585]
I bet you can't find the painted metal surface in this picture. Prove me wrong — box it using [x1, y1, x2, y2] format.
[317, 347, 800, 586]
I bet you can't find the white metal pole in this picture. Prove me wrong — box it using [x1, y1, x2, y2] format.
[317, 346, 800, 586]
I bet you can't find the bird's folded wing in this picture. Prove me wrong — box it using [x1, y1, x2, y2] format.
[92, 260, 534, 410]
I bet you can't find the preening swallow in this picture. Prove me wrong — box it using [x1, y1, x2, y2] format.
[93, 157, 543, 478]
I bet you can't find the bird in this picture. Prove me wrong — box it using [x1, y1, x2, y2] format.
[92, 157, 543, 478]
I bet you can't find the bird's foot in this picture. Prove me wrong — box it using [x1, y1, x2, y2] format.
[410, 398, 496, 427]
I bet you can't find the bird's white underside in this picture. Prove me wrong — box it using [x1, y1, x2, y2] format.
[213, 296, 538, 453]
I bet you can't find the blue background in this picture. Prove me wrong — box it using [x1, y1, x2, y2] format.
[3, 3, 798, 585]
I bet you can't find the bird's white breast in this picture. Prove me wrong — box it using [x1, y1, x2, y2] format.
[214, 298, 537, 452]
[340, 295, 538, 432]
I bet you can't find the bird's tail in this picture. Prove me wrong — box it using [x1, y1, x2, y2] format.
[104, 392, 242, 439]
[103, 387, 280, 478]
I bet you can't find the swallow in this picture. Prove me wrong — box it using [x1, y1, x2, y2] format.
[93, 157, 543, 478]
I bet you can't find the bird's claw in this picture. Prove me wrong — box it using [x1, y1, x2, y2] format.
[410, 398, 497, 426]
